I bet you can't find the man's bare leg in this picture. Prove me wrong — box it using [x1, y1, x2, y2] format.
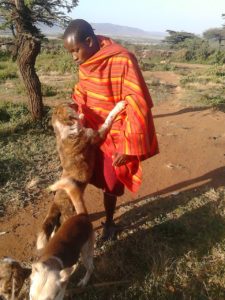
[101, 192, 120, 241]
[104, 192, 117, 225]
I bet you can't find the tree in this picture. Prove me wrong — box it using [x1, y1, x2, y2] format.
[164, 30, 198, 48]
[203, 28, 225, 49]
[0, 0, 78, 120]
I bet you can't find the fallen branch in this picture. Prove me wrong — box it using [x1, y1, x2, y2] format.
[67, 280, 130, 295]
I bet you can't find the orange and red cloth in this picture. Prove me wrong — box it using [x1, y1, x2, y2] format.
[73, 36, 159, 193]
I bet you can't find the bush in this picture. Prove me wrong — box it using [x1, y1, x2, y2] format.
[0, 68, 18, 81]
[0, 102, 29, 124]
[0, 50, 11, 61]
[36, 49, 78, 74]
[167, 37, 220, 64]
[208, 50, 225, 64]
[200, 93, 225, 110]
[0, 59, 18, 82]
[41, 84, 57, 97]
[0, 108, 10, 123]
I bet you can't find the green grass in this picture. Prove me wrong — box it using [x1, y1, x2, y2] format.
[41, 83, 58, 97]
[36, 49, 78, 74]
[65, 188, 225, 299]
[0, 101, 30, 131]
[145, 78, 177, 104]
[139, 58, 177, 72]
[0, 102, 60, 212]
[179, 66, 225, 110]
[0, 60, 18, 82]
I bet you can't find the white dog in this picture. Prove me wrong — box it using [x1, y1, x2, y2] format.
[30, 178, 94, 300]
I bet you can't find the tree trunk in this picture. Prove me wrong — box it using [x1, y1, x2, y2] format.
[17, 34, 43, 120]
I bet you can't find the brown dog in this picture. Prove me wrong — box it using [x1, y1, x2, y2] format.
[37, 101, 126, 250]
[30, 178, 94, 300]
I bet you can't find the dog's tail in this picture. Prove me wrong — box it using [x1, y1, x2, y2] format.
[49, 178, 88, 215]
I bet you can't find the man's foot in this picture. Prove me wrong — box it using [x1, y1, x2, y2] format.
[100, 221, 122, 242]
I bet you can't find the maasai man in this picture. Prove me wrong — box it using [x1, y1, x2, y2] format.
[63, 19, 159, 241]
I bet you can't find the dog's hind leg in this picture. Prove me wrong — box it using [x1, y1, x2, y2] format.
[36, 201, 61, 250]
[77, 231, 95, 287]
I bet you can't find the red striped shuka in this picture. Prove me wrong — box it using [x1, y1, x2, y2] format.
[73, 36, 159, 193]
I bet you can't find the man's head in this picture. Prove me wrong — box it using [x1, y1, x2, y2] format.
[63, 19, 100, 65]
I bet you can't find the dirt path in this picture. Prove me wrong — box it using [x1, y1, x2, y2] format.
[1, 70, 225, 264]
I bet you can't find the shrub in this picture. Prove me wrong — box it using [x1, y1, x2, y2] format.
[208, 50, 225, 64]
[0, 50, 11, 61]
[36, 49, 78, 74]
[0, 59, 18, 82]
[41, 84, 57, 97]
[200, 93, 225, 110]
[0, 68, 18, 81]
[0, 102, 29, 124]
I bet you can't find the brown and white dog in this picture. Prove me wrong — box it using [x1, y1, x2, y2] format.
[36, 101, 126, 250]
[30, 178, 94, 300]
[0, 257, 31, 300]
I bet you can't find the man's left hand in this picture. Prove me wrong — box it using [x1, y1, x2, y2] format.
[112, 153, 134, 167]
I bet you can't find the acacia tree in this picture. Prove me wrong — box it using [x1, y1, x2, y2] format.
[0, 0, 78, 120]
[203, 28, 225, 49]
[164, 30, 198, 48]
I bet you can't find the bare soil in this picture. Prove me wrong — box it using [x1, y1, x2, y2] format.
[1, 68, 225, 266]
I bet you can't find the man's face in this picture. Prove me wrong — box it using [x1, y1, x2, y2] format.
[64, 36, 97, 65]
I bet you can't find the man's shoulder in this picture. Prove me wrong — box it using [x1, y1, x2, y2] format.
[112, 48, 136, 61]
[112, 50, 138, 68]
[97, 35, 137, 64]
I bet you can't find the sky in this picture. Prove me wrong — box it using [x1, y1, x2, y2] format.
[70, 0, 225, 35]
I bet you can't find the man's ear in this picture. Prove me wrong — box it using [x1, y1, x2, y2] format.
[85, 36, 94, 48]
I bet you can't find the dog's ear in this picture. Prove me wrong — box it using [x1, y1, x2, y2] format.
[59, 264, 78, 283]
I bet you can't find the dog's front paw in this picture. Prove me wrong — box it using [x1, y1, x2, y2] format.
[117, 100, 126, 110]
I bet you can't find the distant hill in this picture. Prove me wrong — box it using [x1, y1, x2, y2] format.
[0, 21, 166, 42]
[39, 22, 166, 41]
[91, 23, 166, 40]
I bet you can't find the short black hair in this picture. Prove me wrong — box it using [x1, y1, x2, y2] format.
[63, 19, 95, 43]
